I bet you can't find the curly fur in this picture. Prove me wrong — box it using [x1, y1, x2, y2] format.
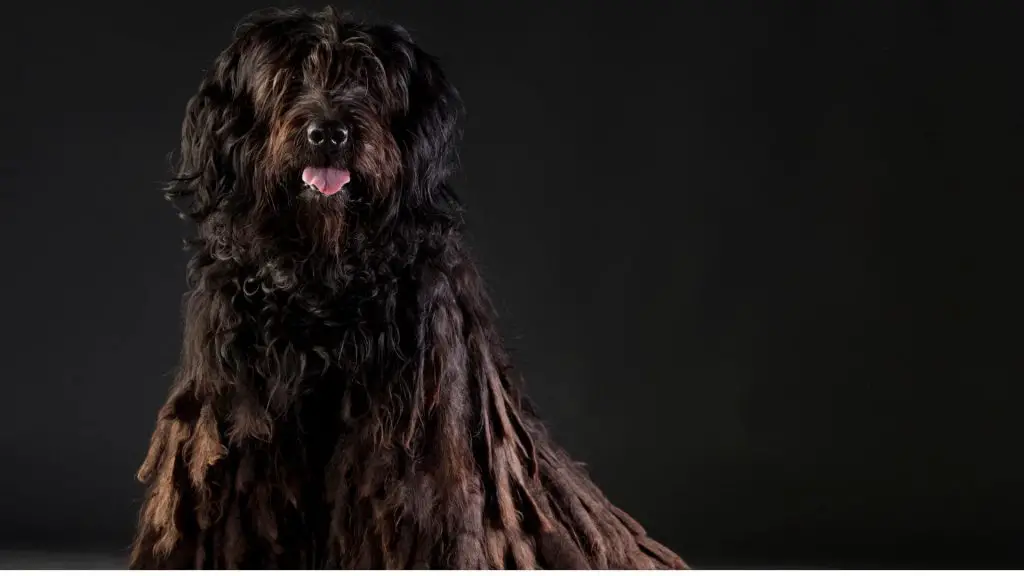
[129, 6, 686, 569]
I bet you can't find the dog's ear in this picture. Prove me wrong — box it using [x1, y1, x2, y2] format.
[377, 25, 464, 205]
[168, 38, 256, 223]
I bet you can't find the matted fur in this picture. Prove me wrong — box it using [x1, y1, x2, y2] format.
[130, 6, 686, 569]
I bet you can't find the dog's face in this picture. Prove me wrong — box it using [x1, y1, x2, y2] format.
[173, 7, 460, 254]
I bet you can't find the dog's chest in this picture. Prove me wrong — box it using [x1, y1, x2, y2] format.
[254, 288, 379, 350]
[238, 288, 407, 566]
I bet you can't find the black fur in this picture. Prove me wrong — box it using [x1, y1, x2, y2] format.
[130, 6, 686, 569]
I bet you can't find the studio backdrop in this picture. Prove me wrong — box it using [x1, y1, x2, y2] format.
[0, 0, 1020, 568]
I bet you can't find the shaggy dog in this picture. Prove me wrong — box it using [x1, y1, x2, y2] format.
[130, 6, 686, 570]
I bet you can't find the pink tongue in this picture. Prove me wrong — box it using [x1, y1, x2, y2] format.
[301, 167, 351, 196]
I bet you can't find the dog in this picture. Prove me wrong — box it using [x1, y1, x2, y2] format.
[129, 6, 686, 569]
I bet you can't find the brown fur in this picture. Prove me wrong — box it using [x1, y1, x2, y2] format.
[129, 6, 686, 569]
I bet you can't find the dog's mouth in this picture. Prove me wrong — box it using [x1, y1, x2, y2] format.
[301, 166, 351, 196]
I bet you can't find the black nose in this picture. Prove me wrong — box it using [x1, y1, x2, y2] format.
[306, 120, 349, 148]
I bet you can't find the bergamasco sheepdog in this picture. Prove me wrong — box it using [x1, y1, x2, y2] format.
[129, 6, 687, 570]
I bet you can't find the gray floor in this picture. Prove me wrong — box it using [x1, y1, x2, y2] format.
[0, 551, 127, 570]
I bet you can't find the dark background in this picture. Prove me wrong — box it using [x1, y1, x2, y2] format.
[0, 0, 1021, 569]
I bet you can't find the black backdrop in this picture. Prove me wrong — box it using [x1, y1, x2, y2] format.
[0, 0, 1021, 569]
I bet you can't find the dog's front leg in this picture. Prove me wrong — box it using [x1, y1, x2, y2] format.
[129, 394, 224, 569]
[129, 283, 276, 569]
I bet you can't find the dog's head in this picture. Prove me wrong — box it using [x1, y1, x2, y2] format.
[171, 7, 461, 254]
